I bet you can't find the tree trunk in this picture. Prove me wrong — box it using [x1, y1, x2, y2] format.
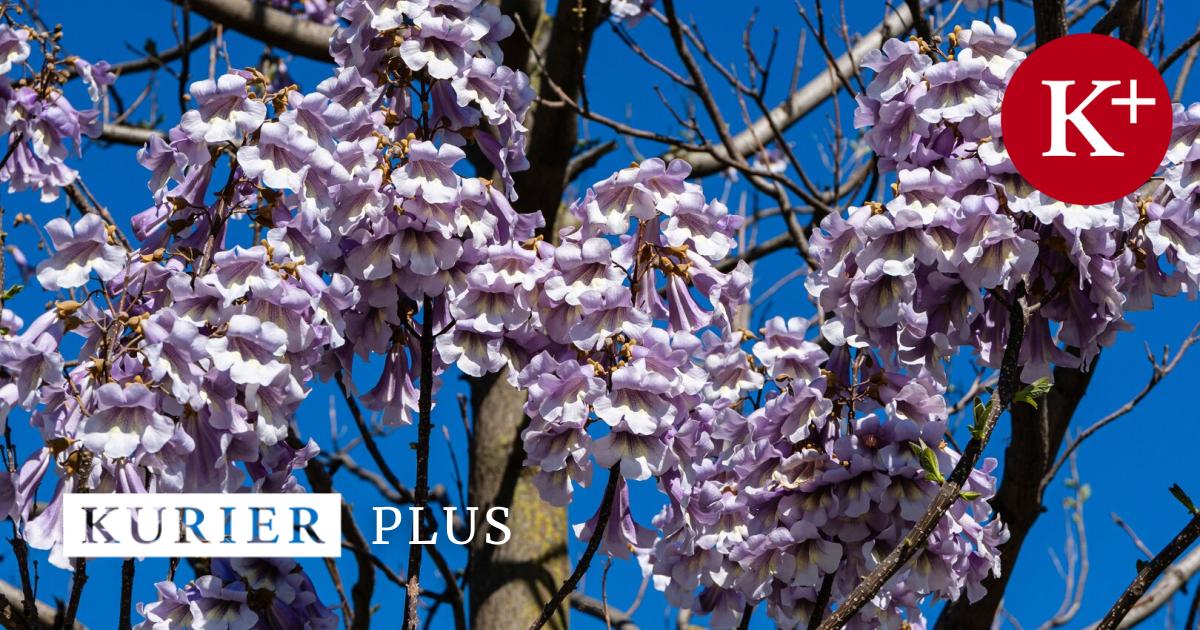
[468, 372, 569, 630]
[467, 2, 604, 628]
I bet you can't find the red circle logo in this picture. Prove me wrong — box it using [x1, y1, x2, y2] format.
[1002, 34, 1171, 205]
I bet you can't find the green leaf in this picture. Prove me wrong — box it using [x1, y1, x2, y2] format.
[960, 490, 982, 501]
[909, 440, 944, 484]
[0, 284, 22, 300]
[1013, 377, 1053, 409]
[970, 397, 993, 440]
[1170, 483, 1200, 516]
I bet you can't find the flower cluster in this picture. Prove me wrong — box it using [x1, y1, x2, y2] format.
[137, 558, 337, 629]
[819, 19, 1200, 384]
[512, 157, 751, 507]
[507, 157, 1007, 628]
[330, 0, 532, 192]
[649, 319, 1006, 628]
[0, 0, 540, 606]
[0, 21, 111, 201]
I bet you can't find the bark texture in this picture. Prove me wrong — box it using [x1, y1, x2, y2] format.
[469, 372, 569, 630]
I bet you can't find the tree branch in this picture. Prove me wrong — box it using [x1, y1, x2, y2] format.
[0, 578, 85, 629]
[817, 292, 1029, 629]
[1034, 0, 1068, 46]
[569, 593, 638, 629]
[668, 4, 913, 176]
[1092, 513, 1200, 629]
[118, 559, 135, 630]
[404, 295, 437, 630]
[1081, 545, 1200, 629]
[527, 468, 621, 630]
[1090, 0, 1140, 39]
[935, 361, 1096, 630]
[98, 124, 165, 147]
[167, 0, 333, 61]
[1042, 323, 1200, 495]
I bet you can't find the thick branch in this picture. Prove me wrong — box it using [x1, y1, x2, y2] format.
[169, 0, 333, 61]
[98, 124, 165, 147]
[1090, 0, 1140, 40]
[1034, 0, 1069, 46]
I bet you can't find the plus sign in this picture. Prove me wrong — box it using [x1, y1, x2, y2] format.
[1111, 80, 1156, 124]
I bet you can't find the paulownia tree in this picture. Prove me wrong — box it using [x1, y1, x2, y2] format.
[0, 0, 1196, 629]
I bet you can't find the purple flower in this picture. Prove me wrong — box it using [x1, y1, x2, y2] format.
[79, 383, 174, 459]
[36, 214, 125, 290]
[206, 314, 290, 387]
[573, 478, 656, 559]
[392, 140, 465, 204]
[0, 25, 30, 75]
[180, 74, 267, 144]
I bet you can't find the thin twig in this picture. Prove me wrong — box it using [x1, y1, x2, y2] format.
[1042, 322, 1200, 494]
[404, 295, 437, 630]
[322, 557, 354, 630]
[1112, 513, 1155, 559]
[528, 469, 621, 630]
[570, 593, 637, 629]
[1160, 19, 1200, 72]
[118, 558, 135, 630]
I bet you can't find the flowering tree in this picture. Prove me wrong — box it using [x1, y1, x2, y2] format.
[0, 0, 1197, 629]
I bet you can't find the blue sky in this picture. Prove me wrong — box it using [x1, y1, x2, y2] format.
[4, 1, 1200, 628]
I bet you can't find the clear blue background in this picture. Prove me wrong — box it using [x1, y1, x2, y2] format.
[3, 1, 1199, 628]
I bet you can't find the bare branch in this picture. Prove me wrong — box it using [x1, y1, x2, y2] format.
[1160, 19, 1200, 73]
[565, 140, 618, 185]
[1112, 513, 1155, 560]
[97, 124, 165, 147]
[1089, 513, 1200, 629]
[118, 559, 135, 630]
[1090, 0, 1140, 39]
[569, 593, 638, 629]
[67, 28, 217, 79]
[1038, 457, 1089, 630]
[168, 0, 334, 61]
[1042, 322, 1200, 494]
[404, 295, 437, 630]
[669, 4, 914, 176]
[528, 469, 621, 630]
[0, 578, 85, 629]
